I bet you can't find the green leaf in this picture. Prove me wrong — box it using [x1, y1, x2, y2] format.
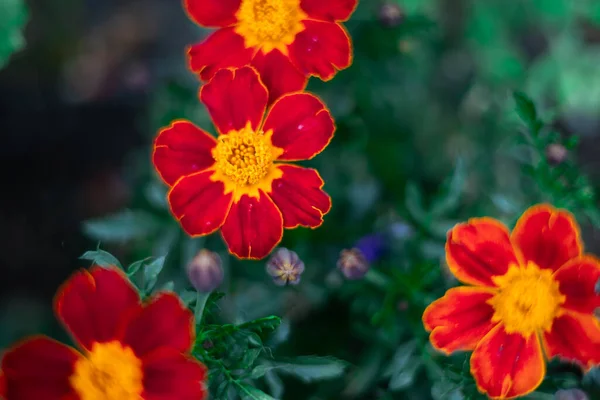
[239, 385, 276, 400]
[251, 356, 347, 383]
[143, 256, 166, 292]
[126, 258, 151, 276]
[513, 91, 538, 129]
[264, 370, 284, 399]
[239, 316, 282, 336]
[80, 249, 122, 269]
[430, 158, 466, 217]
[0, 0, 27, 69]
[83, 210, 162, 243]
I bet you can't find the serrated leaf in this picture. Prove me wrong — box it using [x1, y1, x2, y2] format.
[144, 256, 166, 292]
[241, 348, 262, 368]
[239, 385, 276, 400]
[252, 356, 347, 384]
[239, 316, 282, 335]
[0, 0, 28, 69]
[80, 249, 122, 269]
[83, 210, 162, 243]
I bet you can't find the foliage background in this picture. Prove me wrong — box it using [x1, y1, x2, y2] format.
[1, 0, 600, 399]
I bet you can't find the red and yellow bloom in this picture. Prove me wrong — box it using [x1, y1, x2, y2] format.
[423, 204, 600, 399]
[1, 267, 207, 400]
[153, 66, 333, 260]
[184, 0, 357, 103]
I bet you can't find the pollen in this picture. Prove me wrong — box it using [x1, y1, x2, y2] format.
[488, 262, 565, 337]
[70, 341, 143, 400]
[213, 124, 277, 187]
[235, 0, 307, 53]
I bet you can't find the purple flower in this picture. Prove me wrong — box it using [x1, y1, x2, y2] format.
[337, 248, 370, 280]
[266, 248, 305, 286]
[187, 249, 224, 293]
[355, 233, 387, 264]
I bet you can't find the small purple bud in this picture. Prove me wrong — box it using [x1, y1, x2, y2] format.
[379, 2, 404, 28]
[266, 248, 305, 286]
[187, 249, 223, 293]
[337, 248, 370, 280]
[555, 389, 589, 400]
[355, 233, 387, 264]
[546, 143, 568, 166]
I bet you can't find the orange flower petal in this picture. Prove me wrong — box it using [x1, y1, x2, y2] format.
[300, 0, 358, 22]
[423, 287, 496, 354]
[554, 256, 600, 314]
[188, 28, 253, 81]
[289, 20, 352, 81]
[142, 348, 208, 400]
[511, 204, 583, 272]
[221, 192, 283, 259]
[54, 267, 140, 350]
[263, 93, 334, 161]
[153, 120, 216, 186]
[543, 312, 600, 370]
[470, 325, 545, 399]
[446, 218, 518, 287]
[122, 293, 194, 358]
[168, 170, 233, 237]
[268, 165, 331, 228]
[1, 336, 80, 400]
[183, 0, 240, 27]
[200, 66, 268, 135]
[251, 50, 308, 105]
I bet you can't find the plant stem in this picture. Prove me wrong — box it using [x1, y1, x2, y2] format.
[195, 291, 211, 324]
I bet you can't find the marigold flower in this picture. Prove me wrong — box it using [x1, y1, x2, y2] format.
[184, 0, 357, 103]
[153, 66, 333, 260]
[1, 266, 207, 400]
[423, 204, 600, 399]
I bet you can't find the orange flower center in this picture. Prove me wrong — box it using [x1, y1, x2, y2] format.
[235, 0, 307, 54]
[70, 341, 143, 400]
[488, 262, 565, 336]
[212, 124, 280, 187]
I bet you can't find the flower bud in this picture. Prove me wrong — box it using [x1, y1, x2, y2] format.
[546, 143, 568, 166]
[337, 248, 370, 280]
[555, 389, 589, 400]
[379, 2, 404, 28]
[187, 249, 223, 293]
[266, 248, 304, 286]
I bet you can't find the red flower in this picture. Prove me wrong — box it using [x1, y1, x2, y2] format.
[153, 66, 333, 260]
[184, 0, 357, 104]
[423, 204, 600, 399]
[1, 267, 207, 400]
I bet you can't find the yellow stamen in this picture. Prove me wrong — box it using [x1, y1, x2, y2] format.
[235, 0, 307, 54]
[489, 262, 565, 337]
[212, 123, 280, 188]
[70, 341, 143, 400]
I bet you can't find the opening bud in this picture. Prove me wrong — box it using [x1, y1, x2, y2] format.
[337, 248, 370, 280]
[266, 248, 305, 286]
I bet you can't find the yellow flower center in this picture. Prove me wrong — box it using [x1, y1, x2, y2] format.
[70, 341, 143, 400]
[212, 124, 279, 187]
[235, 0, 307, 54]
[489, 262, 565, 336]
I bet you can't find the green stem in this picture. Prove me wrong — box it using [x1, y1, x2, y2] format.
[364, 269, 389, 290]
[195, 292, 211, 325]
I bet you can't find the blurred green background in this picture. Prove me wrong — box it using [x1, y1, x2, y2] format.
[1, 0, 600, 398]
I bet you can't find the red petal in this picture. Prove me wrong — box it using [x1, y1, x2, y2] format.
[446, 218, 519, 287]
[168, 170, 232, 237]
[300, 0, 357, 21]
[511, 204, 583, 271]
[153, 120, 216, 186]
[122, 293, 194, 357]
[263, 93, 334, 161]
[221, 192, 283, 259]
[422, 287, 496, 354]
[1, 336, 79, 400]
[183, 0, 240, 27]
[470, 325, 545, 399]
[289, 20, 352, 81]
[251, 50, 307, 105]
[200, 66, 268, 135]
[554, 256, 600, 314]
[188, 28, 253, 81]
[268, 165, 331, 228]
[54, 267, 140, 350]
[543, 312, 600, 369]
[142, 348, 208, 400]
